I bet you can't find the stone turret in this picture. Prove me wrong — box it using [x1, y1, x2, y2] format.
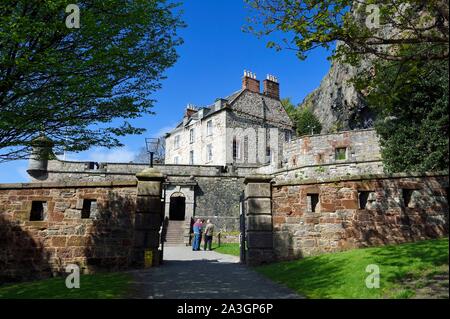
[27, 135, 54, 180]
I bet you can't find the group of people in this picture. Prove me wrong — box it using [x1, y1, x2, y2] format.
[192, 219, 215, 251]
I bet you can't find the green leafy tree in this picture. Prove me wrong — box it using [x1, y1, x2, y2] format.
[282, 97, 322, 135]
[0, 0, 184, 161]
[246, 0, 448, 171]
[281, 97, 296, 117]
[356, 48, 449, 172]
[295, 106, 323, 136]
[245, 0, 449, 63]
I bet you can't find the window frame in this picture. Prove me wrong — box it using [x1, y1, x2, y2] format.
[174, 135, 180, 149]
[206, 120, 213, 136]
[189, 150, 194, 165]
[335, 147, 347, 161]
[206, 144, 213, 162]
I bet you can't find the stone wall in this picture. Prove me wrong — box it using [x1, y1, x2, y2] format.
[28, 159, 255, 232]
[283, 129, 381, 168]
[0, 180, 162, 282]
[272, 173, 449, 260]
[193, 176, 244, 231]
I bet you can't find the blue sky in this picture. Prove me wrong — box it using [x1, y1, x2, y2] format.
[0, 0, 331, 183]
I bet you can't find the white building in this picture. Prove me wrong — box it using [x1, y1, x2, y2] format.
[165, 71, 295, 167]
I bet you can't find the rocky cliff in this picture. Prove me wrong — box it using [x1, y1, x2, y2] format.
[300, 60, 375, 133]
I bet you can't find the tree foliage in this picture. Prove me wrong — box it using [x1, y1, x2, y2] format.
[282, 97, 322, 136]
[0, 0, 183, 161]
[245, 0, 449, 63]
[356, 47, 449, 172]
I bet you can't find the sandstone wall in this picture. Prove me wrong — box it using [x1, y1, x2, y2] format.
[0, 181, 141, 282]
[272, 173, 449, 260]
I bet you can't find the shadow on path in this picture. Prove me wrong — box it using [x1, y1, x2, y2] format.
[127, 247, 302, 299]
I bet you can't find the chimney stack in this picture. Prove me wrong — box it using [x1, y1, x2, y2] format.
[242, 70, 260, 93]
[263, 74, 280, 100]
[185, 104, 197, 118]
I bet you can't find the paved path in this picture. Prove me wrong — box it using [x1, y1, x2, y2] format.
[127, 246, 302, 299]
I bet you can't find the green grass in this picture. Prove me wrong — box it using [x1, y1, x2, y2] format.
[255, 238, 449, 299]
[212, 243, 240, 256]
[0, 272, 133, 299]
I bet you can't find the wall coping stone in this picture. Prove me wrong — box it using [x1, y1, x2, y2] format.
[274, 171, 449, 187]
[136, 168, 165, 181]
[270, 159, 383, 175]
[244, 175, 273, 184]
[289, 128, 377, 141]
[0, 180, 137, 190]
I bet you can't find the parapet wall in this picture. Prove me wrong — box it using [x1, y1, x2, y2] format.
[283, 129, 381, 167]
[271, 173, 449, 260]
[0, 181, 141, 282]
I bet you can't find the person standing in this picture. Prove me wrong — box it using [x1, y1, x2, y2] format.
[203, 219, 215, 251]
[192, 219, 202, 251]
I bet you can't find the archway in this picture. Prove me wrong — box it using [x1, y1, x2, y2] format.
[169, 192, 186, 221]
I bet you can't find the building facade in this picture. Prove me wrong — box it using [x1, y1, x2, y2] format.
[165, 72, 294, 168]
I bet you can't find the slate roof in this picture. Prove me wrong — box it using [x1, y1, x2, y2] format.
[169, 89, 244, 132]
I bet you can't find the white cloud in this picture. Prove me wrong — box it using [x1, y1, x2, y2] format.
[152, 123, 177, 138]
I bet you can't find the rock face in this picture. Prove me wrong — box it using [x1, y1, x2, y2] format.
[300, 60, 376, 133]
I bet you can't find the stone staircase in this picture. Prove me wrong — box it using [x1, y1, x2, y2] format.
[164, 220, 186, 246]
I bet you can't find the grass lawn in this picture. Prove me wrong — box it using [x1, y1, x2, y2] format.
[212, 243, 240, 256]
[256, 238, 449, 299]
[0, 272, 133, 299]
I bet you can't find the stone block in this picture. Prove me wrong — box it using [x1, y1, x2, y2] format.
[341, 199, 359, 209]
[137, 181, 161, 196]
[246, 198, 271, 215]
[246, 231, 273, 249]
[134, 213, 161, 230]
[246, 249, 274, 266]
[246, 215, 272, 231]
[51, 237, 67, 247]
[245, 183, 271, 198]
[133, 230, 160, 249]
[136, 196, 162, 213]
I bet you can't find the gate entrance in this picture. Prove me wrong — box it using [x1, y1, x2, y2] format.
[169, 192, 186, 221]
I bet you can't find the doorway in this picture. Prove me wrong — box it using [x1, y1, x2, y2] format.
[169, 192, 186, 220]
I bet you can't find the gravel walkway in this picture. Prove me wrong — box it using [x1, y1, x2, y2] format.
[127, 246, 302, 299]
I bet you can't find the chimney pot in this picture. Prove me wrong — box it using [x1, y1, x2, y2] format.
[242, 70, 260, 93]
[263, 74, 280, 99]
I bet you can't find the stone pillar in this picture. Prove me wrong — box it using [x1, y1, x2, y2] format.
[244, 175, 274, 266]
[134, 168, 165, 267]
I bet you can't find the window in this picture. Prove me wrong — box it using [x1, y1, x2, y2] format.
[30, 201, 46, 221]
[189, 128, 195, 144]
[244, 136, 249, 162]
[358, 191, 371, 209]
[81, 199, 97, 219]
[206, 144, 213, 162]
[335, 147, 347, 160]
[402, 189, 414, 207]
[307, 194, 319, 213]
[206, 120, 213, 136]
[285, 130, 292, 142]
[174, 156, 179, 164]
[174, 135, 180, 149]
[232, 138, 240, 161]
[189, 150, 194, 165]
[266, 147, 272, 163]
